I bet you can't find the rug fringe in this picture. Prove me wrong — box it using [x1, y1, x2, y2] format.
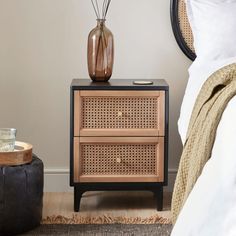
[42, 214, 171, 225]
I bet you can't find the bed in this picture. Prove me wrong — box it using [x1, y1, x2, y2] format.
[170, 0, 236, 235]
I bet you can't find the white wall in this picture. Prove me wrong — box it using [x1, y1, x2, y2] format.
[0, 0, 191, 191]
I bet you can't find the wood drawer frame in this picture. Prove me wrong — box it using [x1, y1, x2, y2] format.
[73, 137, 164, 183]
[74, 90, 165, 137]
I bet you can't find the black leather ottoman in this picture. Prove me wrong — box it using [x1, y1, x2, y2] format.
[0, 155, 43, 236]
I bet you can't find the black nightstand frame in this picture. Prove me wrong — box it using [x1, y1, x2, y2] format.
[70, 79, 169, 211]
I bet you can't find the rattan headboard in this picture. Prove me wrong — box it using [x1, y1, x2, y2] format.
[170, 0, 196, 60]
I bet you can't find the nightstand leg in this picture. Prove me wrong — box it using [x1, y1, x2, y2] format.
[74, 186, 83, 212]
[155, 187, 163, 211]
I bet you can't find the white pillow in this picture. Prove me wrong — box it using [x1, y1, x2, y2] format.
[178, 56, 236, 144]
[185, 0, 236, 61]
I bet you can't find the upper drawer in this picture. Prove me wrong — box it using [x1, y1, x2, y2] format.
[74, 90, 165, 137]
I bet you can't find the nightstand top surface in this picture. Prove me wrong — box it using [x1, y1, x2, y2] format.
[71, 79, 169, 90]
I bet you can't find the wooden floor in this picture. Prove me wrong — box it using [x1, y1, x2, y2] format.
[43, 191, 171, 221]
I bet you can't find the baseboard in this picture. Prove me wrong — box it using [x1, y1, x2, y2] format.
[44, 168, 177, 192]
[44, 168, 72, 192]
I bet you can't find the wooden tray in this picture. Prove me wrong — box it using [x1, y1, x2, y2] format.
[0, 141, 33, 166]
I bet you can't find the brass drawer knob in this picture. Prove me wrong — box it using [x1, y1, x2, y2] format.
[116, 158, 121, 163]
[117, 111, 123, 117]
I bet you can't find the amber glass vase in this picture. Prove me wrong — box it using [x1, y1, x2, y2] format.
[87, 19, 114, 82]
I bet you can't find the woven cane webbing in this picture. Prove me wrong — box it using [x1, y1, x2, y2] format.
[178, 0, 195, 52]
[81, 144, 158, 176]
[82, 97, 159, 129]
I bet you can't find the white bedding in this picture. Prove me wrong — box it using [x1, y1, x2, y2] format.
[171, 57, 236, 236]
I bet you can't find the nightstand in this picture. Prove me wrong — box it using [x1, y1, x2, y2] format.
[70, 79, 169, 211]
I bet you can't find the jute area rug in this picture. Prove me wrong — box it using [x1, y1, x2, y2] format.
[42, 191, 171, 225]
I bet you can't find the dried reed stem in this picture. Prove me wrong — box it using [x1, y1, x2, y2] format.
[91, 0, 112, 20]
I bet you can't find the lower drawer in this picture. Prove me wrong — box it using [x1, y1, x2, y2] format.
[73, 137, 164, 183]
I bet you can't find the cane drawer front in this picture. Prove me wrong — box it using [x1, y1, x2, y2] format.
[74, 91, 165, 137]
[73, 137, 164, 183]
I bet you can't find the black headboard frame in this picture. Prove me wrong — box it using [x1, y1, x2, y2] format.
[170, 0, 196, 61]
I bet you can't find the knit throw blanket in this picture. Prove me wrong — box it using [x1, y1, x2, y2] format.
[171, 63, 236, 224]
